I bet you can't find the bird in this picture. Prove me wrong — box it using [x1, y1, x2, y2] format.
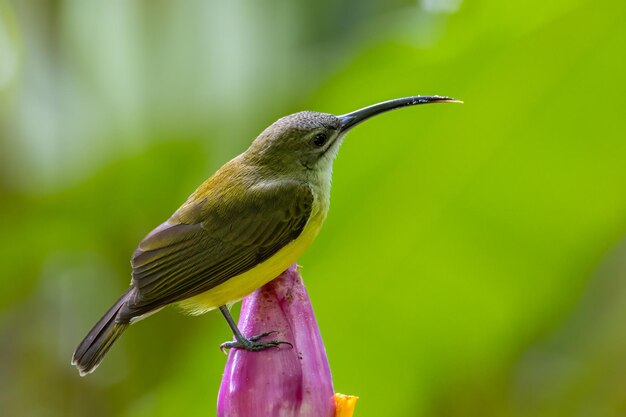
[72, 95, 460, 376]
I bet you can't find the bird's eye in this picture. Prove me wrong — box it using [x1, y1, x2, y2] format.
[312, 133, 327, 147]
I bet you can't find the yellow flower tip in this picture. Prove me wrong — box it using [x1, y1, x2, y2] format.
[334, 393, 359, 417]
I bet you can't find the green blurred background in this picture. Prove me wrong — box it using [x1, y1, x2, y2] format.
[2, 0, 626, 416]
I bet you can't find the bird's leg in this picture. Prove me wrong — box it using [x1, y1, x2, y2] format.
[218, 305, 292, 354]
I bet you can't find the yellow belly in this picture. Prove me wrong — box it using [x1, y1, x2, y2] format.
[178, 209, 325, 315]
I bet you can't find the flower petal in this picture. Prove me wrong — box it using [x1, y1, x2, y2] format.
[334, 393, 358, 417]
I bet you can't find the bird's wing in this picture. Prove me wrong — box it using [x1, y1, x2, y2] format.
[126, 180, 314, 315]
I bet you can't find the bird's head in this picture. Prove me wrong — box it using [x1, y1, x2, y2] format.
[243, 96, 461, 177]
[244, 111, 343, 174]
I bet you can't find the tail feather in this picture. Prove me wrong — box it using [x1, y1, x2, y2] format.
[72, 289, 132, 376]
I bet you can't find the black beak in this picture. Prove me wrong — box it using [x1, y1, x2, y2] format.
[338, 96, 462, 132]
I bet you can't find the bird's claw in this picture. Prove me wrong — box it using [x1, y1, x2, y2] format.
[220, 330, 292, 354]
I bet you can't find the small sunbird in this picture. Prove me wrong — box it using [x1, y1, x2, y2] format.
[72, 96, 460, 375]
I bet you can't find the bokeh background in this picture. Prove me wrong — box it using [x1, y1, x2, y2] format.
[1, 0, 626, 416]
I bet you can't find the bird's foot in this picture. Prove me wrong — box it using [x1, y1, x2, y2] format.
[220, 331, 292, 354]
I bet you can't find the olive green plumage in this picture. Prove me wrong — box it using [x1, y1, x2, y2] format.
[126, 180, 315, 317]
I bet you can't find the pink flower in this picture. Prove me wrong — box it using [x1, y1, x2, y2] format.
[218, 264, 356, 417]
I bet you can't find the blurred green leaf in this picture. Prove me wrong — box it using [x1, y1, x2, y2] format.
[1, 0, 626, 416]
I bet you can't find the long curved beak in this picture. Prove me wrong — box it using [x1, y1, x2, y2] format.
[338, 96, 462, 132]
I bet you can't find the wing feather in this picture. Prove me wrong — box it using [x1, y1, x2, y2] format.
[121, 180, 313, 319]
